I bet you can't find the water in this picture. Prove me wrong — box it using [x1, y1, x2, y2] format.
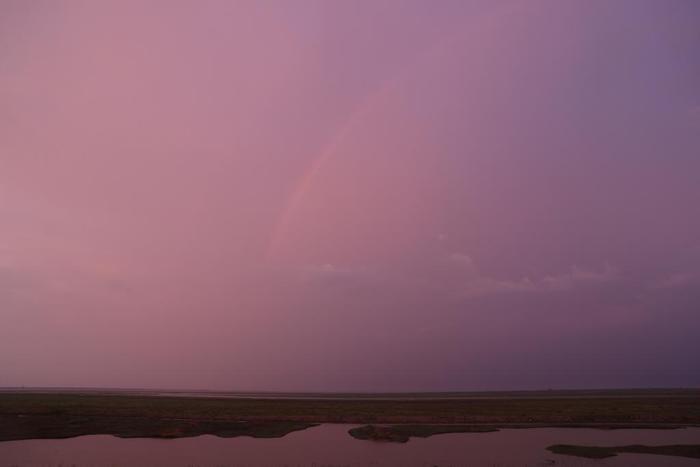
[1, 425, 698, 467]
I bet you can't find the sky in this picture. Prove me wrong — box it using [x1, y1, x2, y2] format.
[1, 0, 699, 392]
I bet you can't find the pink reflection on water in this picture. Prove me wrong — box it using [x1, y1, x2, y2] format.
[1, 425, 699, 467]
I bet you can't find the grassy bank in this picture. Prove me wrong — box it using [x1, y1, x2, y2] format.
[0, 414, 316, 442]
[547, 443, 700, 459]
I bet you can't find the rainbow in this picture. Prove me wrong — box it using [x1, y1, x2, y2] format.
[263, 2, 520, 262]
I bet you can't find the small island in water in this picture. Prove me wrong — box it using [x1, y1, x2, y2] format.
[547, 443, 700, 459]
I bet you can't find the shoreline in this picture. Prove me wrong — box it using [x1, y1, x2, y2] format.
[2, 389, 698, 443]
[2, 419, 699, 444]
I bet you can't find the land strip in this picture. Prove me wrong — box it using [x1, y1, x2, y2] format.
[1, 389, 698, 442]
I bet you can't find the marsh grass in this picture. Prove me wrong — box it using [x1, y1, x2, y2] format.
[547, 443, 700, 459]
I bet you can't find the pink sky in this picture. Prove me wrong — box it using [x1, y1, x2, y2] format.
[1, 0, 699, 391]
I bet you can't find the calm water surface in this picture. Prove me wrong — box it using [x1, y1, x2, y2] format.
[1, 425, 699, 467]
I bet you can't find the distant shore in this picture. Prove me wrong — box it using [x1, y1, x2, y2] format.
[1, 388, 698, 442]
[1, 386, 696, 400]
